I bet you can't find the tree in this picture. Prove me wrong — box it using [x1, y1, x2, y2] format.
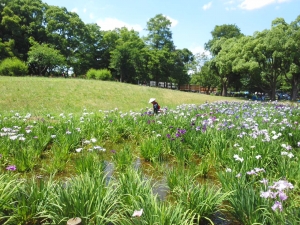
[248, 20, 290, 100]
[210, 38, 240, 96]
[0, 38, 15, 60]
[99, 29, 121, 72]
[27, 39, 65, 75]
[190, 61, 218, 94]
[1, 0, 47, 61]
[231, 36, 262, 93]
[205, 24, 243, 56]
[204, 24, 244, 96]
[189, 52, 209, 74]
[145, 14, 176, 86]
[145, 14, 175, 51]
[170, 48, 194, 87]
[109, 27, 146, 83]
[44, 5, 86, 74]
[73, 23, 105, 75]
[286, 16, 300, 100]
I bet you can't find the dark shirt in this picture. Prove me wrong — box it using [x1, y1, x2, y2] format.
[153, 101, 159, 114]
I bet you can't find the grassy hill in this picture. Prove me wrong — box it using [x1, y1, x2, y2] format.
[0, 76, 234, 115]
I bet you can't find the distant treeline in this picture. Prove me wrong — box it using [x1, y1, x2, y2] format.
[0, 1, 299, 100]
[0, 0, 193, 86]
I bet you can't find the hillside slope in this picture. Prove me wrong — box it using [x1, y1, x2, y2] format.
[0, 76, 232, 115]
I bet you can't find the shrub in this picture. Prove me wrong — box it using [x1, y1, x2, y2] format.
[0, 58, 28, 76]
[95, 69, 112, 81]
[86, 68, 97, 79]
[86, 68, 112, 80]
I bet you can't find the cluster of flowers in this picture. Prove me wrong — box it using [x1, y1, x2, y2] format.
[260, 179, 294, 212]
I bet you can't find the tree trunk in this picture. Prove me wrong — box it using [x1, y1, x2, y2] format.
[270, 81, 277, 101]
[221, 78, 228, 96]
[291, 73, 299, 101]
[120, 71, 123, 82]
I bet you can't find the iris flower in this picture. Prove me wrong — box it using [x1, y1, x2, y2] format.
[132, 209, 143, 217]
[6, 165, 16, 171]
[271, 201, 283, 212]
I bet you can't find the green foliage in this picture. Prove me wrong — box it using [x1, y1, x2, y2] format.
[140, 137, 165, 162]
[0, 39, 15, 61]
[27, 40, 66, 75]
[176, 183, 231, 223]
[112, 145, 134, 171]
[0, 58, 28, 76]
[8, 177, 55, 225]
[0, 174, 20, 224]
[86, 68, 97, 79]
[86, 68, 112, 80]
[145, 14, 174, 50]
[95, 68, 113, 81]
[50, 171, 127, 225]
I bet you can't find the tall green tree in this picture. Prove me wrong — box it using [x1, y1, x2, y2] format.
[1, 0, 47, 61]
[231, 36, 262, 92]
[286, 16, 300, 100]
[109, 27, 146, 83]
[205, 24, 243, 56]
[248, 19, 290, 100]
[145, 14, 175, 51]
[170, 48, 194, 86]
[145, 14, 176, 85]
[44, 5, 86, 74]
[100, 29, 121, 72]
[73, 23, 104, 75]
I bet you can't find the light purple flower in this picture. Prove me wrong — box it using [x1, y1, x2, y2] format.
[270, 180, 294, 191]
[246, 170, 257, 175]
[278, 191, 288, 201]
[260, 190, 275, 199]
[271, 201, 283, 212]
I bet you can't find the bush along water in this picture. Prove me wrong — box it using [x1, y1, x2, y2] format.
[0, 101, 300, 224]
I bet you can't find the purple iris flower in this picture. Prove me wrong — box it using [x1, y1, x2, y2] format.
[6, 165, 16, 171]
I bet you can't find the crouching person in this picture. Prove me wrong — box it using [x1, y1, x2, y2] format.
[149, 98, 161, 115]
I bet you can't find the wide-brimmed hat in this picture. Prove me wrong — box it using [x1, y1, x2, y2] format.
[149, 98, 156, 103]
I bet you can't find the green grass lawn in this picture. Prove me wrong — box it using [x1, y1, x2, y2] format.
[0, 76, 236, 115]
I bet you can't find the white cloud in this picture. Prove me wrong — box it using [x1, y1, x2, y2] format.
[89, 13, 94, 20]
[189, 44, 210, 56]
[83, 8, 87, 13]
[96, 18, 143, 31]
[165, 15, 178, 27]
[71, 8, 78, 13]
[202, 2, 212, 10]
[238, 0, 291, 10]
[225, 0, 235, 4]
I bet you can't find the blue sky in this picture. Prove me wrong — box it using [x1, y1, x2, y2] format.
[42, 0, 300, 54]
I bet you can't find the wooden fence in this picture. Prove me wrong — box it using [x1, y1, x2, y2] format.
[179, 84, 217, 93]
